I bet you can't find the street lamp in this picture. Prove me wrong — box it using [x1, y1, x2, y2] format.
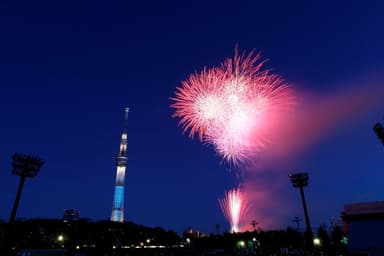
[185, 238, 191, 248]
[313, 237, 321, 246]
[9, 154, 44, 224]
[57, 235, 64, 242]
[237, 240, 245, 248]
[289, 172, 313, 250]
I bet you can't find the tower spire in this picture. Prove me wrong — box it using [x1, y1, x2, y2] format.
[123, 107, 129, 133]
[111, 108, 130, 222]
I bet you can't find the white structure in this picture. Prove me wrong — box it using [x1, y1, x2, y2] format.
[111, 108, 129, 222]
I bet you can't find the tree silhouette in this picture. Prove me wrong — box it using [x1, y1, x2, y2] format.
[317, 225, 331, 252]
[216, 223, 220, 235]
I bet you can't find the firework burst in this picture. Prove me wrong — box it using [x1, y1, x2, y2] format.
[219, 187, 250, 233]
[171, 49, 295, 164]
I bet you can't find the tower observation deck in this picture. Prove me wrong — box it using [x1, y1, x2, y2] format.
[111, 108, 129, 222]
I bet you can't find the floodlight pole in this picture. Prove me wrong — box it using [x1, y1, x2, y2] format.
[289, 172, 313, 251]
[299, 186, 311, 235]
[9, 175, 27, 224]
[9, 154, 44, 224]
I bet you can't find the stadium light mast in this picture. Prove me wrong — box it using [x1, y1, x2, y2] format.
[373, 121, 384, 146]
[289, 172, 313, 250]
[9, 154, 44, 224]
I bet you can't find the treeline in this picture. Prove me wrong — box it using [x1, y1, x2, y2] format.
[0, 219, 347, 255]
[0, 218, 180, 255]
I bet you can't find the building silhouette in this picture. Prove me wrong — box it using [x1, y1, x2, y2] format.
[342, 201, 384, 255]
[63, 209, 79, 222]
[111, 108, 129, 222]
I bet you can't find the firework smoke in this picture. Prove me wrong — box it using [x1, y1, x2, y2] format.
[171, 50, 295, 164]
[219, 187, 251, 233]
[253, 83, 384, 160]
[241, 81, 384, 230]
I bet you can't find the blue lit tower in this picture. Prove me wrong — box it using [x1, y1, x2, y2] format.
[111, 107, 129, 222]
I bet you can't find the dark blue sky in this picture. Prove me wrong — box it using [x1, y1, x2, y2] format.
[0, 1, 384, 234]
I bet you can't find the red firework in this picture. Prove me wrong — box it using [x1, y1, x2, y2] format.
[219, 187, 250, 233]
[171, 49, 294, 164]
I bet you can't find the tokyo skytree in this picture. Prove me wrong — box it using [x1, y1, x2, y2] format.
[111, 107, 129, 222]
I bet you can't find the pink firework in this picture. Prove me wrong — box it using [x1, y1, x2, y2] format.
[219, 187, 250, 233]
[171, 49, 294, 164]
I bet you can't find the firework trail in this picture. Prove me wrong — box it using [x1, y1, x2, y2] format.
[171, 49, 294, 164]
[219, 187, 250, 233]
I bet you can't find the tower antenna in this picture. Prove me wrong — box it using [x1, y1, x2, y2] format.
[124, 107, 129, 133]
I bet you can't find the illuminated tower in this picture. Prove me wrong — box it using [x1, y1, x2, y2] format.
[111, 107, 129, 222]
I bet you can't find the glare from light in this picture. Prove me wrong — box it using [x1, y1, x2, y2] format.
[238, 240, 245, 248]
[313, 237, 321, 246]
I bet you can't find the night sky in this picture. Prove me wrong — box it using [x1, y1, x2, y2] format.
[0, 1, 384, 234]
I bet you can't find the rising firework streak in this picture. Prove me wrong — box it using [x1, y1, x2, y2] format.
[219, 187, 250, 233]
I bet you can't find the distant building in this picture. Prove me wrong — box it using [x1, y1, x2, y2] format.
[342, 201, 384, 255]
[63, 209, 80, 222]
[183, 227, 207, 239]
